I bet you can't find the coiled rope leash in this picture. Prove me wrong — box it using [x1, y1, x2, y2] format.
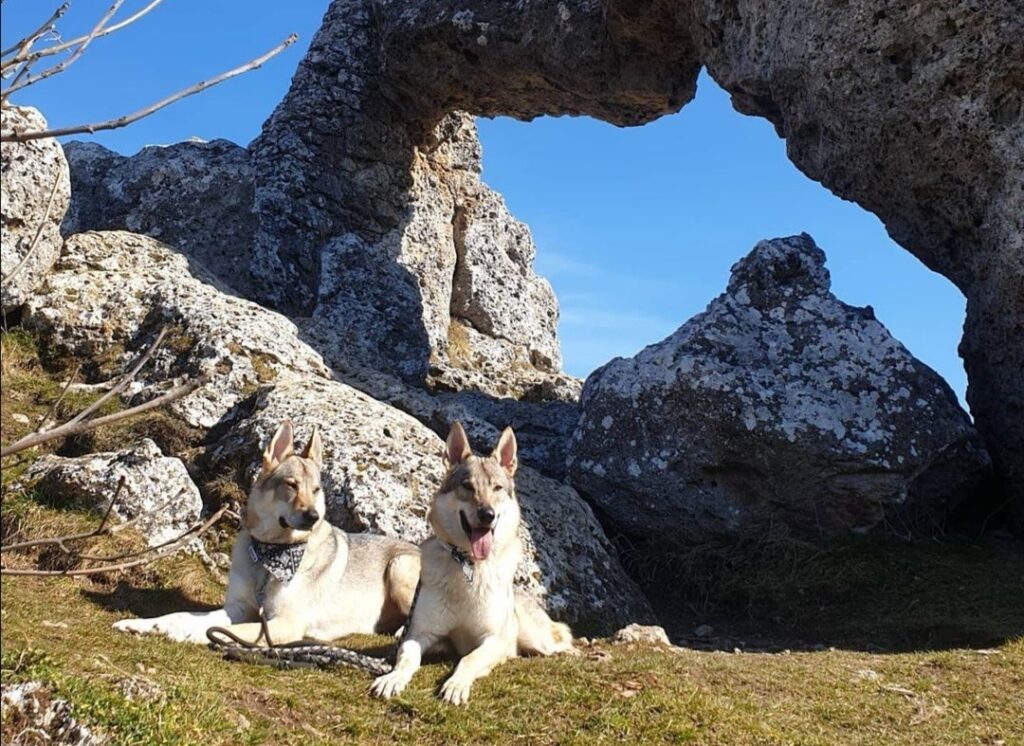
[205, 625, 394, 676]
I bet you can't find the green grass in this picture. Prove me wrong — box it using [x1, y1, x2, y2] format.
[2, 566, 1022, 745]
[3, 325, 1023, 744]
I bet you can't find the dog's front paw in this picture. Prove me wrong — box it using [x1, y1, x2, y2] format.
[439, 676, 473, 706]
[370, 671, 409, 699]
[113, 618, 156, 635]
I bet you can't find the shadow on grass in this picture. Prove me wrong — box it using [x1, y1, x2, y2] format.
[83, 582, 220, 618]
[616, 533, 1024, 654]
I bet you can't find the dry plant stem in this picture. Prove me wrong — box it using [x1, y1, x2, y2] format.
[0, 168, 64, 285]
[2, 0, 125, 98]
[64, 326, 168, 429]
[1, 477, 126, 554]
[33, 363, 81, 434]
[0, 505, 228, 576]
[0, 2, 69, 65]
[0, 375, 208, 458]
[0, 33, 299, 142]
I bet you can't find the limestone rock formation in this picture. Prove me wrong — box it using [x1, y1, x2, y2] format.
[1, 105, 70, 312]
[61, 139, 256, 297]
[206, 376, 653, 632]
[568, 235, 990, 544]
[690, 0, 1024, 524]
[23, 231, 331, 428]
[57, 0, 1023, 517]
[26, 439, 202, 547]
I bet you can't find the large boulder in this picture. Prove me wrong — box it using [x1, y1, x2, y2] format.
[26, 439, 202, 547]
[61, 140, 256, 298]
[22, 231, 331, 428]
[206, 376, 654, 632]
[1, 105, 70, 312]
[568, 235, 990, 544]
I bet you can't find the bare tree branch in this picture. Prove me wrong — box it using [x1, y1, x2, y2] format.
[0, 504, 228, 577]
[32, 363, 80, 435]
[0, 375, 208, 458]
[0, 166, 64, 285]
[0, 2, 69, 64]
[1, 33, 299, 142]
[1, 477, 126, 553]
[63, 326, 168, 429]
[3, 1, 126, 98]
[13, 0, 166, 64]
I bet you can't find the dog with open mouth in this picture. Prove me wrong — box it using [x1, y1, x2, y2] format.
[370, 422, 575, 705]
[113, 420, 421, 645]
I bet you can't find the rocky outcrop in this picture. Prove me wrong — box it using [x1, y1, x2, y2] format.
[206, 376, 653, 632]
[26, 439, 202, 547]
[689, 0, 1024, 525]
[57, 0, 1023, 514]
[61, 140, 256, 297]
[23, 231, 331, 429]
[1, 681, 101, 746]
[1, 105, 70, 312]
[334, 361, 579, 480]
[568, 235, 990, 544]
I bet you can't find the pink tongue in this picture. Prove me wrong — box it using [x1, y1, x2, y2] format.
[469, 528, 493, 561]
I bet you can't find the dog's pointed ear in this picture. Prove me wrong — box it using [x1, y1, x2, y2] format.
[262, 420, 294, 473]
[492, 426, 517, 476]
[445, 422, 472, 467]
[302, 426, 323, 469]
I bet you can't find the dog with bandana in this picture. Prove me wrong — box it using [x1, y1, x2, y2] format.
[113, 420, 421, 645]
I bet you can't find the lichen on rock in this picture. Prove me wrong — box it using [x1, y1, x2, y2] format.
[568, 235, 990, 544]
[1, 105, 70, 312]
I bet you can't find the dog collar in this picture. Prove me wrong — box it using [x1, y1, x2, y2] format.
[443, 542, 475, 584]
[249, 538, 306, 586]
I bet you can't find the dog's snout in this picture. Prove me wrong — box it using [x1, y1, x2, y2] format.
[298, 507, 319, 529]
[477, 506, 496, 526]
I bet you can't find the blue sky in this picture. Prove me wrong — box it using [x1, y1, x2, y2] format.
[2, 2, 968, 404]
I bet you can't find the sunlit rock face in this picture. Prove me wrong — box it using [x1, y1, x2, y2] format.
[568, 235, 991, 544]
[62, 0, 1022, 518]
[1, 105, 70, 313]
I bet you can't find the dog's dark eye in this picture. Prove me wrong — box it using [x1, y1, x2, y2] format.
[314, 486, 323, 494]
[461, 482, 475, 493]
[493, 484, 504, 492]
[284, 479, 299, 490]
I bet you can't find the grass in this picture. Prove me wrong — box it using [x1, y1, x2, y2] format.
[3, 325, 1023, 744]
[2, 561, 1022, 745]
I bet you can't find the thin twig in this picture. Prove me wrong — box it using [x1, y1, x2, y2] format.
[3, 0, 125, 98]
[1, 477, 126, 553]
[64, 326, 168, 429]
[0, 505, 228, 576]
[13, 0, 165, 64]
[0, 2, 69, 64]
[0, 375, 208, 458]
[0, 166, 64, 285]
[32, 363, 80, 435]
[0, 33, 298, 142]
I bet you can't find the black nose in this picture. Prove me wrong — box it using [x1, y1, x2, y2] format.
[477, 507, 496, 525]
[298, 508, 319, 528]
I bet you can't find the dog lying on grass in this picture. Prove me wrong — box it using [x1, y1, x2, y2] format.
[371, 422, 575, 705]
[113, 420, 421, 644]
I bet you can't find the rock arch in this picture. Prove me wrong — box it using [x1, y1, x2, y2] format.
[70, 0, 1024, 518]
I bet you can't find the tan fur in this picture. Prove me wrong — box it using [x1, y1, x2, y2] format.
[371, 423, 574, 705]
[113, 420, 421, 645]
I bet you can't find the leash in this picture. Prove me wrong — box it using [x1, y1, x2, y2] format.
[205, 625, 394, 676]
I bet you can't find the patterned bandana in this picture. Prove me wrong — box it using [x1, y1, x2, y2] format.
[249, 539, 307, 586]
